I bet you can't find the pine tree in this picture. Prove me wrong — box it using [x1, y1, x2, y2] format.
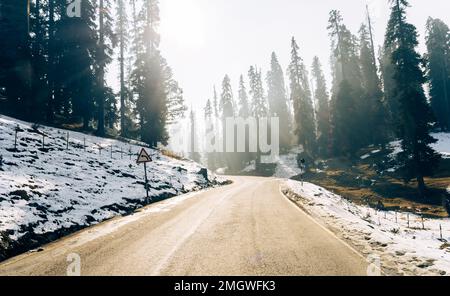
[212, 86, 219, 118]
[248, 66, 268, 166]
[52, 0, 98, 129]
[220, 75, 234, 119]
[133, 0, 168, 146]
[248, 66, 267, 118]
[28, 0, 48, 122]
[205, 99, 213, 119]
[189, 108, 201, 162]
[380, 45, 398, 128]
[238, 75, 250, 118]
[104, 88, 118, 129]
[220, 75, 235, 170]
[425, 17, 450, 131]
[267, 52, 291, 151]
[96, 0, 116, 135]
[0, 0, 31, 118]
[385, 0, 440, 198]
[288, 38, 316, 156]
[311, 57, 330, 157]
[237, 74, 252, 167]
[359, 24, 388, 146]
[204, 99, 216, 170]
[116, 0, 129, 135]
[328, 11, 363, 156]
[165, 65, 187, 124]
[45, 0, 56, 123]
[121, 0, 140, 138]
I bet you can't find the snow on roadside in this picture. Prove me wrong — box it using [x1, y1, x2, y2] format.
[283, 180, 450, 276]
[242, 161, 256, 173]
[0, 115, 223, 259]
[274, 147, 304, 179]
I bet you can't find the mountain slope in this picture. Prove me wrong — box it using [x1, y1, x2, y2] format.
[0, 115, 224, 260]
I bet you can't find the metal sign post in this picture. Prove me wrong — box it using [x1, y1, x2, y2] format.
[144, 162, 149, 202]
[136, 148, 153, 204]
[14, 125, 21, 150]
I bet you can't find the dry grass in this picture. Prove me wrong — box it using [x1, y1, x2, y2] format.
[297, 151, 450, 218]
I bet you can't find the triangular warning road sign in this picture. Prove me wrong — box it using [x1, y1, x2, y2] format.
[136, 148, 152, 164]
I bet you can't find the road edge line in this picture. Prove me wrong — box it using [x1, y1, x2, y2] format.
[277, 181, 385, 276]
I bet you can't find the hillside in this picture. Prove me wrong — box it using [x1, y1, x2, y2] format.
[0, 115, 224, 261]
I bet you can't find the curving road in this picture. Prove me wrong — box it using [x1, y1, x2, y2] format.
[0, 176, 368, 276]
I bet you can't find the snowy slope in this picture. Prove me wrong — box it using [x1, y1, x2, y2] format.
[273, 147, 304, 179]
[0, 115, 224, 259]
[283, 180, 450, 276]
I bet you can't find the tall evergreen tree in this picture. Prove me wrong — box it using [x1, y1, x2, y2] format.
[425, 17, 450, 131]
[311, 57, 330, 157]
[328, 11, 363, 156]
[212, 86, 219, 118]
[381, 21, 400, 125]
[189, 108, 201, 162]
[28, 0, 48, 121]
[220, 74, 235, 170]
[0, 0, 31, 118]
[133, 0, 168, 146]
[287, 38, 316, 156]
[267, 52, 291, 151]
[53, 0, 98, 129]
[116, 0, 129, 135]
[204, 98, 216, 170]
[248, 66, 267, 118]
[165, 65, 187, 124]
[385, 0, 440, 197]
[238, 75, 250, 118]
[96, 0, 116, 135]
[237, 74, 252, 167]
[220, 75, 234, 119]
[249, 66, 268, 167]
[45, 0, 56, 123]
[205, 99, 213, 119]
[359, 24, 388, 146]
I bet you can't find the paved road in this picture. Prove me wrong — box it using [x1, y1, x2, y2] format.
[0, 176, 368, 276]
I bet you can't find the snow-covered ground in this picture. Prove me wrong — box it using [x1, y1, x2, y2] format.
[241, 161, 256, 173]
[0, 115, 223, 259]
[274, 147, 304, 179]
[283, 180, 450, 276]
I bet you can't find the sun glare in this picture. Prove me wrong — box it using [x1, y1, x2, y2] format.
[160, 0, 206, 50]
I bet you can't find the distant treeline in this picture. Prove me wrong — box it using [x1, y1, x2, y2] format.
[203, 0, 449, 197]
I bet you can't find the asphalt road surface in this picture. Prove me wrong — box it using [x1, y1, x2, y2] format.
[0, 176, 369, 276]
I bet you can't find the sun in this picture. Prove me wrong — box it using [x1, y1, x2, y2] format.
[160, 0, 206, 50]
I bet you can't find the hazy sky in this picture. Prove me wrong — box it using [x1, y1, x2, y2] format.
[153, 0, 449, 110]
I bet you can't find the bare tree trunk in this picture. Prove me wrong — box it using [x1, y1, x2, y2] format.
[119, 0, 126, 135]
[417, 174, 426, 199]
[97, 0, 105, 135]
[46, 0, 55, 123]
